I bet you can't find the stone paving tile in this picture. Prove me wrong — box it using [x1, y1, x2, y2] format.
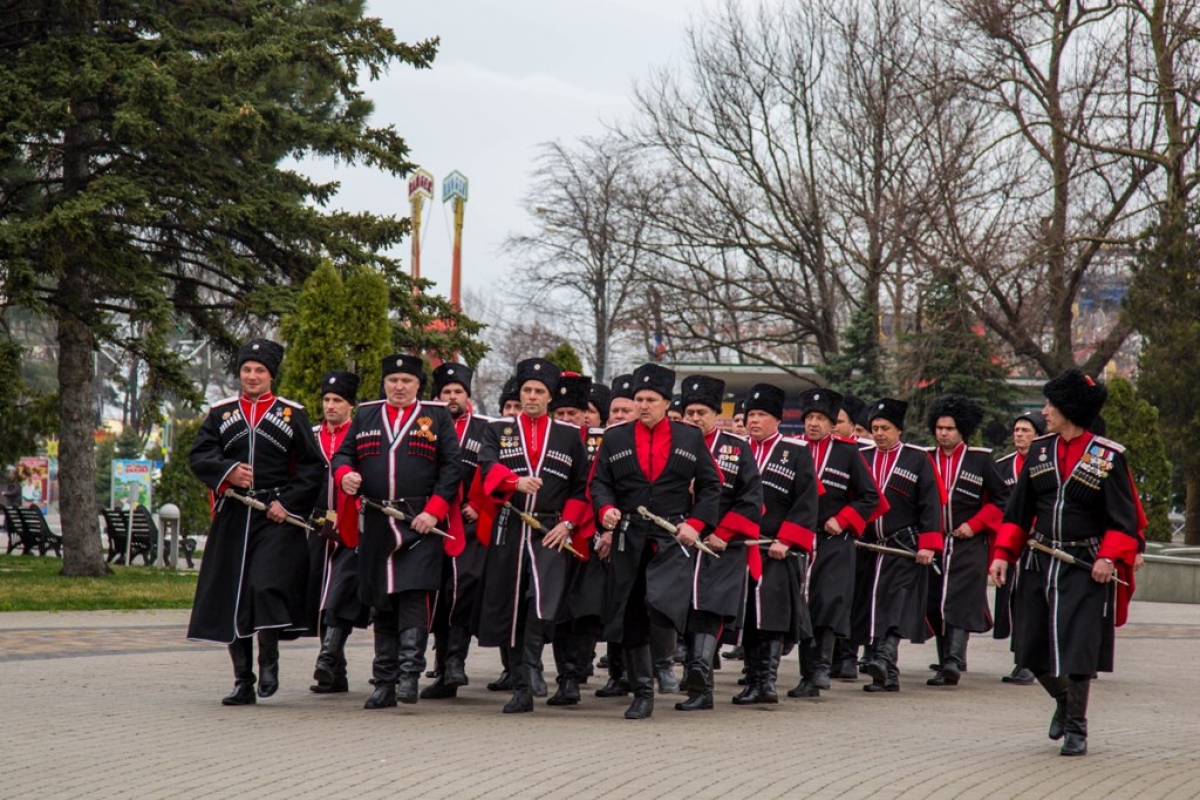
[1, 600, 1198, 798]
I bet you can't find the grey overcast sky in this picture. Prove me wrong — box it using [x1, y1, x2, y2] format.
[297, 1, 714, 303]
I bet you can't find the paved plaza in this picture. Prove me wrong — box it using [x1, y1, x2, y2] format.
[2, 597, 1199, 799]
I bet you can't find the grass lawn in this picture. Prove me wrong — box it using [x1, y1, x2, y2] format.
[0, 553, 197, 612]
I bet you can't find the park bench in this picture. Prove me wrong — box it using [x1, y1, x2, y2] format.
[102, 507, 196, 568]
[3, 504, 63, 557]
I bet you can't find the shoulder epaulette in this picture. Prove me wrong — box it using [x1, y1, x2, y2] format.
[588, 427, 606, 436]
[210, 396, 239, 408]
[471, 413, 496, 423]
[493, 415, 516, 424]
[277, 397, 305, 410]
[968, 446, 993, 454]
[833, 435, 859, 444]
[1032, 432, 1056, 442]
[359, 399, 386, 408]
[860, 441, 878, 451]
[995, 451, 1017, 464]
[422, 400, 448, 408]
[605, 419, 632, 429]
[311, 425, 321, 434]
[554, 420, 581, 430]
[782, 436, 809, 447]
[1091, 435, 1126, 453]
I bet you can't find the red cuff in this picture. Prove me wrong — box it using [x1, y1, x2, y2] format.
[917, 532, 944, 553]
[834, 506, 866, 536]
[1097, 530, 1139, 566]
[966, 504, 1003, 535]
[777, 521, 815, 554]
[483, 463, 519, 498]
[716, 511, 759, 541]
[423, 494, 450, 520]
[598, 505, 617, 527]
[333, 465, 354, 490]
[993, 522, 1028, 561]
[685, 518, 707, 536]
[562, 498, 590, 528]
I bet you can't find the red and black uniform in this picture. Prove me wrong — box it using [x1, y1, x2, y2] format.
[927, 442, 1008, 682]
[856, 442, 944, 691]
[311, 419, 367, 629]
[331, 397, 461, 702]
[474, 413, 590, 705]
[188, 392, 324, 644]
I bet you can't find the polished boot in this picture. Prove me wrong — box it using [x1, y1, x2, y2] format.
[1060, 677, 1090, 756]
[929, 626, 968, 686]
[789, 636, 821, 698]
[487, 645, 513, 692]
[595, 647, 629, 697]
[530, 645, 549, 698]
[312, 626, 351, 693]
[675, 632, 717, 711]
[811, 628, 834, 690]
[732, 638, 762, 705]
[1002, 665, 1037, 685]
[443, 625, 471, 688]
[419, 627, 458, 698]
[623, 644, 655, 719]
[760, 637, 783, 704]
[723, 644, 745, 660]
[1038, 674, 1070, 740]
[650, 623, 681, 694]
[929, 631, 946, 673]
[256, 629, 280, 698]
[863, 634, 900, 693]
[222, 637, 256, 705]
[504, 621, 542, 713]
[831, 638, 859, 681]
[394, 628, 426, 705]
[364, 627, 400, 709]
[547, 634, 582, 707]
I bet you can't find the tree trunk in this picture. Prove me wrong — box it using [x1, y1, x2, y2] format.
[1186, 468, 1200, 547]
[57, 271, 108, 576]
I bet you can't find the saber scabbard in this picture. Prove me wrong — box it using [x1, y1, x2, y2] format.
[362, 497, 452, 540]
[1027, 538, 1129, 586]
[854, 540, 916, 560]
[223, 489, 313, 532]
[502, 501, 585, 559]
[636, 505, 719, 558]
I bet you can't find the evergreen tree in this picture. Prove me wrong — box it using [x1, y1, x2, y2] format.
[153, 419, 211, 544]
[0, 2, 487, 574]
[1127, 214, 1200, 544]
[278, 261, 352, 413]
[818, 304, 891, 401]
[544, 342, 585, 374]
[1102, 377, 1173, 543]
[901, 271, 1016, 446]
[343, 265, 393, 401]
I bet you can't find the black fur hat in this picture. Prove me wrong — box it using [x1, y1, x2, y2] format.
[743, 383, 786, 420]
[552, 374, 592, 411]
[610, 373, 635, 401]
[236, 338, 284, 378]
[589, 383, 611, 424]
[320, 371, 360, 405]
[1013, 409, 1046, 436]
[926, 394, 985, 440]
[498, 376, 520, 414]
[516, 358, 561, 394]
[798, 387, 844, 423]
[631, 363, 675, 400]
[432, 362, 474, 397]
[1042, 369, 1108, 429]
[867, 398, 908, 430]
[381, 353, 426, 385]
[681, 375, 725, 413]
[842, 394, 868, 428]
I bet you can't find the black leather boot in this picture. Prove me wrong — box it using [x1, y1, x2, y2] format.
[312, 626, 351, 693]
[1038, 674, 1070, 740]
[929, 631, 946, 673]
[395, 628, 426, 705]
[364, 627, 399, 709]
[863, 634, 900, 693]
[256, 629, 280, 698]
[1061, 677, 1090, 756]
[811, 628, 834, 690]
[650, 622, 681, 694]
[529, 631, 549, 699]
[676, 632, 717, 711]
[760, 637, 783, 704]
[789, 636, 821, 698]
[732, 637, 762, 705]
[443, 625, 471, 688]
[504, 621, 540, 713]
[1003, 664, 1036, 685]
[723, 643, 745, 660]
[595, 646, 629, 697]
[929, 626, 968, 686]
[487, 645, 513, 692]
[222, 637, 256, 705]
[831, 637, 859, 681]
[623, 644, 655, 719]
[548, 634, 583, 707]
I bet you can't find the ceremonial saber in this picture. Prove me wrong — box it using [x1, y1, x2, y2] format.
[1028, 539, 1129, 586]
[637, 505, 719, 558]
[502, 501, 585, 560]
[223, 489, 313, 532]
[855, 539, 941, 575]
[361, 497, 452, 540]
[728, 539, 776, 547]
